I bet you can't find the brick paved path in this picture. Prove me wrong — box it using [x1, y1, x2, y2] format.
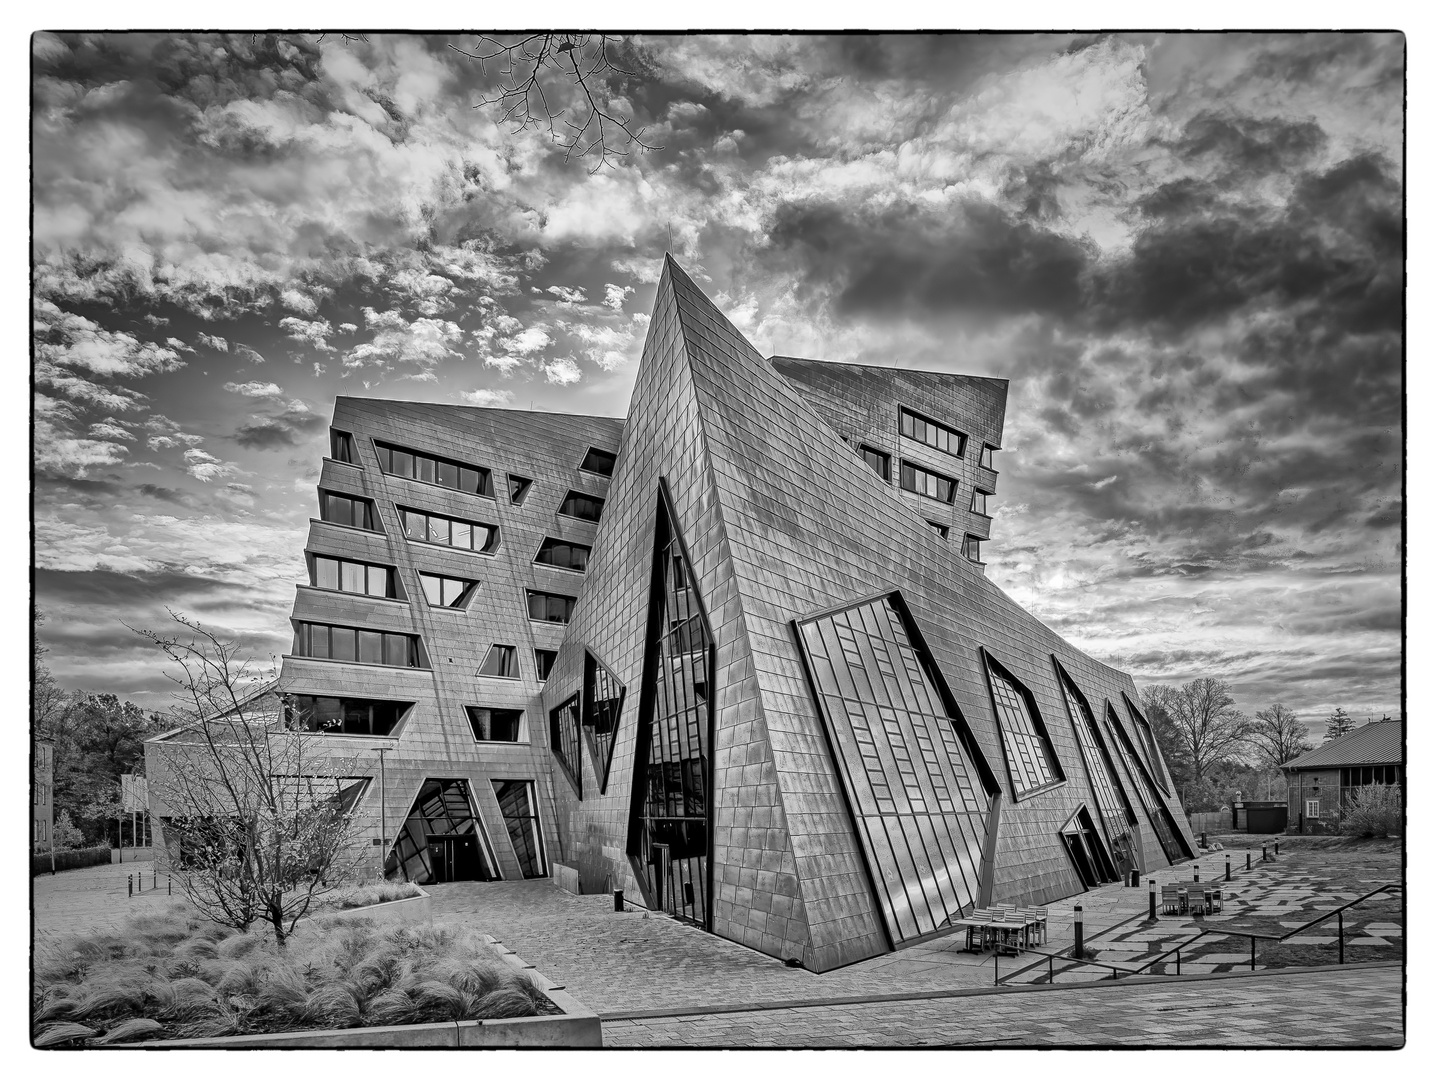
[602, 964, 1404, 1047]
[32, 857, 180, 947]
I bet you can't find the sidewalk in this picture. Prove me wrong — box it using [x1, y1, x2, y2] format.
[32, 860, 184, 947]
[602, 963, 1404, 1047]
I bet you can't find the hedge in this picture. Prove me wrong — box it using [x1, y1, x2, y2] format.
[32, 845, 112, 877]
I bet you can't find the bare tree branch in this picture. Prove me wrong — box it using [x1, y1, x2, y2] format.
[450, 33, 660, 172]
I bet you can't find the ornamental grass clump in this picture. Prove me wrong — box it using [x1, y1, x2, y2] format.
[33, 911, 552, 1046]
[325, 880, 424, 910]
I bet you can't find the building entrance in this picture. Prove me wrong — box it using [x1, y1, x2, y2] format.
[426, 834, 483, 883]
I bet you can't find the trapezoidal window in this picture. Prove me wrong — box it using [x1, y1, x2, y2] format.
[284, 695, 411, 738]
[583, 651, 626, 794]
[391, 778, 498, 885]
[550, 693, 582, 795]
[628, 484, 714, 930]
[1105, 704, 1191, 864]
[795, 592, 1001, 946]
[983, 653, 1063, 797]
[508, 474, 533, 505]
[558, 490, 605, 522]
[1055, 664, 1139, 880]
[579, 447, 618, 477]
[477, 644, 519, 679]
[492, 780, 546, 878]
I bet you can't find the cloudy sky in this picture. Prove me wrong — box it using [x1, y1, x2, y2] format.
[30, 31, 1402, 732]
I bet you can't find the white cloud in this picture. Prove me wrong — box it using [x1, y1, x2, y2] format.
[344, 307, 463, 376]
[458, 388, 515, 407]
[603, 283, 635, 311]
[235, 344, 267, 365]
[88, 419, 136, 441]
[509, 327, 552, 355]
[278, 316, 335, 353]
[280, 288, 319, 315]
[223, 380, 285, 398]
[182, 448, 241, 483]
[545, 285, 588, 306]
[542, 357, 582, 385]
[35, 417, 130, 476]
[34, 300, 187, 378]
[196, 332, 229, 352]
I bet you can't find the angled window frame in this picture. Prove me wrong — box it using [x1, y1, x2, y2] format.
[1121, 693, 1171, 795]
[477, 643, 520, 680]
[899, 405, 968, 458]
[582, 649, 626, 794]
[979, 648, 1066, 801]
[927, 521, 950, 539]
[578, 446, 618, 478]
[532, 536, 592, 575]
[318, 489, 382, 533]
[417, 570, 480, 610]
[534, 648, 558, 682]
[899, 459, 959, 504]
[508, 474, 534, 505]
[464, 705, 528, 744]
[557, 489, 606, 522]
[371, 438, 495, 499]
[549, 692, 583, 796]
[526, 589, 577, 624]
[858, 443, 891, 482]
[395, 504, 501, 556]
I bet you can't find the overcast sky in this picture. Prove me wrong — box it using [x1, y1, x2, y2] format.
[31, 31, 1402, 731]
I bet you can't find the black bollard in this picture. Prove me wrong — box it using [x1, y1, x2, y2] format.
[1262, 845, 1268, 862]
[613, 889, 624, 913]
[153, 868, 157, 889]
[1338, 910, 1344, 965]
[1274, 840, 1280, 856]
[1226, 856, 1231, 882]
[1247, 852, 1252, 871]
[1204, 889, 1212, 915]
[168, 874, 172, 896]
[1074, 903, 1084, 957]
[128, 874, 133, 898]
[1201, 831, 1207, 848]
[1129, 869, 1139, 888]
[1148, 878, 1157, 920]
[1193, 865, 1200, 883]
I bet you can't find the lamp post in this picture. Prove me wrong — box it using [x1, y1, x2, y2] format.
[372, 746, 391, 875]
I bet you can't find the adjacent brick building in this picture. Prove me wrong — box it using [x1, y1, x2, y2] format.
[147, 257, 1195, 970]
[1283, 719, 1404, 834]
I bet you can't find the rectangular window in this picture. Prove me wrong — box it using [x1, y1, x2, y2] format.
[979, 444, 997, 470]
[294, 622, 422, 668]
[900, 407, 966, 458]
[928, 521, 950, 539]
[971, 489, 990, 516]
[311, 555, 396, 598]
[1306, 799, 1321, 818]
[527, 590, 577, 623]
[397, 506, 499, 554]
[285, 695, 410, 737]
[859, 444, 891, 481]
[330, 430, 357, 464]
[508, 475, 533, 505]
[534, 537, 591, 573]
[899, 460, 958, 504]
[374, 440, 493, 497]
[962, 535, 983, 563]
[419, 572, 478, 609]
[558, 490, 605, 521]
[534, 649, 557, 681]
[319, 491, 379, 531]
[579, 447, 618, 477]
[478, 644, 518, 679]
[466, 707, 525, 742]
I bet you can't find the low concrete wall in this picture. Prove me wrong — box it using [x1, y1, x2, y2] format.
[124, 932, 601, 1048]
[111, 847, 155, 864]
[552, 861, 581, 894]
[320, 886, 432, 926]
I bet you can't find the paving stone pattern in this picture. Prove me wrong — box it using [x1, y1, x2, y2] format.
[602, 966, 1404, 1047]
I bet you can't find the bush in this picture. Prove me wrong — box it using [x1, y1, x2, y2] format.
[33, 911, 551, 1046]
[1340, 784, 1402, 838]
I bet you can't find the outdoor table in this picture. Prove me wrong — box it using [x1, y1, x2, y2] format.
[953, 916, 993, 953]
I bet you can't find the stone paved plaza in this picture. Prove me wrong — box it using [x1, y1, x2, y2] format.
[32, 836, 1405, 1047]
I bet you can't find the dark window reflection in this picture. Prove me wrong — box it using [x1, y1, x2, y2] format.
[583, 652, 625, 793]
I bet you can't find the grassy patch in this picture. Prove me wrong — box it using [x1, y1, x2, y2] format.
[324, 881, 424, 910]
[33, 906, 558, 1046]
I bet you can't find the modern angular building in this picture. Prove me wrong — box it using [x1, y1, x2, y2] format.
[149, 256, 1194, 971]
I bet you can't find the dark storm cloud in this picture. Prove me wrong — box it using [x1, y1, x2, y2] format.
[137, 483, 201, 507]
[232, 407, 326, 450]
[769, 199, 1090, 322]
[35, 567, 240, 608]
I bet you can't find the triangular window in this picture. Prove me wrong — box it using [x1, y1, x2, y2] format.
[583, 651, 625, 794]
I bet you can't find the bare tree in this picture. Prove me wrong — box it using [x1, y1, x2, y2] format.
[137, 612, 367, 948]
[1249, 703, 1313, 769]
[449, 34, 660, 171]
[1149, 678, 1253, 787]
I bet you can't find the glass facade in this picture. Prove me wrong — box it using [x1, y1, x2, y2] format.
[550, 694, 583, 794]
[984, 657, 1062, 796]
[630, 492, 714, 928]
[1105, 705, 1190, 864]
[1056, 668, 1137, 877]
[492, 780, 545, 877]
[583, 652, 625, 793]
[392, 778, 496, 884]
[1124, 696, 1170, 794]
[796, 594, 996, 945]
